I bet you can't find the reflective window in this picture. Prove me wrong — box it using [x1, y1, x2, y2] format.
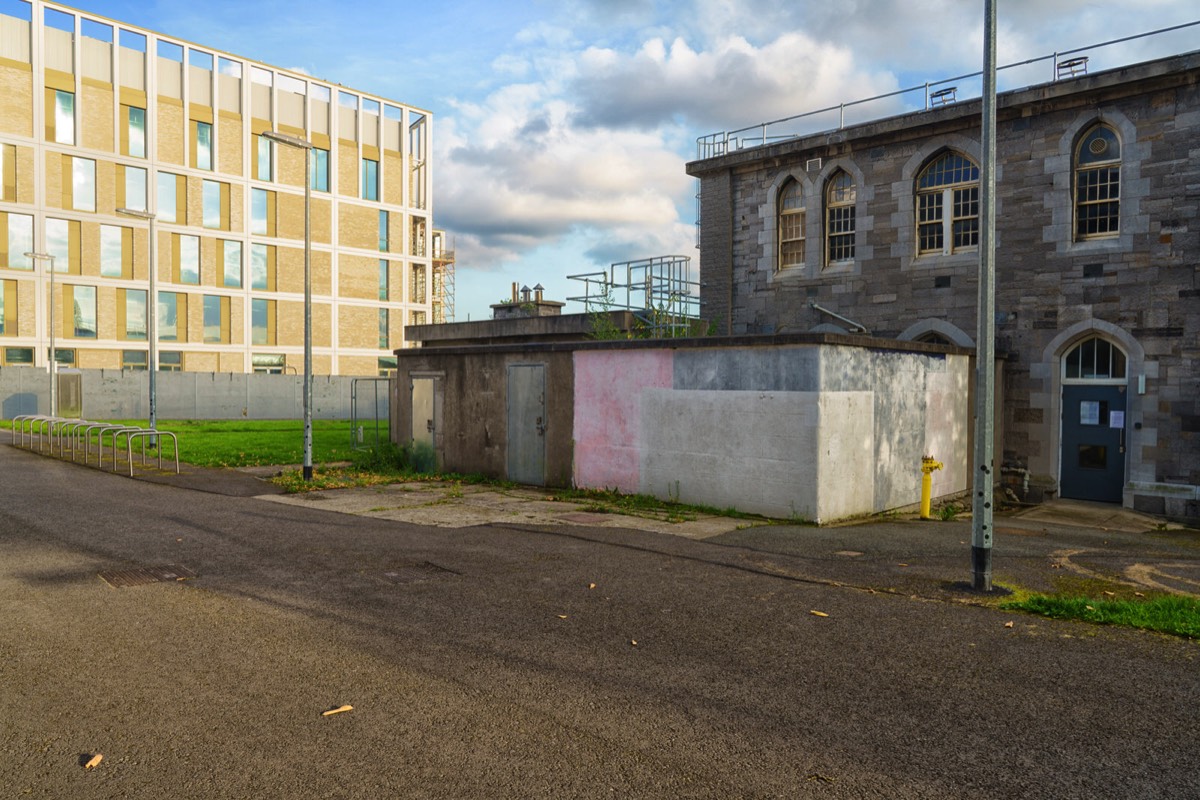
[825, 170, 855, 264]
[159, 350, 182, 371]
[361, 158, 378, 201]
[250, 244, 269, 290]
[125, 166, 147, 212]
[128, 107, 146, 158]
[777, 180, 805, 271]
[251, 188, 268, 234]
[202, 180, 221, 229]
[378, 210, 389, 251]
[203, 295, 223, 343]
[54, 90, 75, 145]
[195, 121, 213, 170]
[1075, 124, 1121, 240]
[158, 292, 179, 341]
[310, 148, 329, 192]
[251, 298, 269, 345]
[46, 218, 70, 272]
[73, 285, 97, 338]
[256, 135, 273, 182]
[7, 214, 33, 269]
[72, 158, 96, 212]
[157, 172, 178, 222]
[100, 225, 123, 277]
[379, 259, 389, 300]
[378, 307, 389, 348]
[1063, 336, 1126, 380]
[917, 152, 979, 254]
[122, 350, 148, 370]
[179, 235, 199, 284]
[223, 240, 242, 288]
[125, 290, 147, 340]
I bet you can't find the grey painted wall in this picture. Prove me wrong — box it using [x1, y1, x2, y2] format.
[0, 367, 385, 421]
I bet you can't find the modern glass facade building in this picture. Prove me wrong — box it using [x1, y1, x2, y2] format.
[0, 0, 444, 375]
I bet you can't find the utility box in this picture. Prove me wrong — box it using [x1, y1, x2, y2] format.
[57, 370, 83, 419]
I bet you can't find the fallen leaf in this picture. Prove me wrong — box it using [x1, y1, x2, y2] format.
[809, 610, 829, 617]
[1102, 591, 1115, 596]
[84, 754, 103, 770]
[898, 563, 909, 567]
[556, 614, 568, 619]
[1085, 605, 1095, 611]
[806, 773, 836, 783]
[588, 583, 596, 590]
[630, 639, 638, 646]
[1004, 621, 1014, 628]
[1135, 592, 1145, 598]
[321, 704, 353, 717]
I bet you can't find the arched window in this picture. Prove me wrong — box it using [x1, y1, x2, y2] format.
[916, 151, 979, 255]
[1074, 124, 1121, 240]
[915, 331, 952, 346]
[777, 180, 805, 272]
[1063, 336, 1126, 380]
[825, 170, 855, 264]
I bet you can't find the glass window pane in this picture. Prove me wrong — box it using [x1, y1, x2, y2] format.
[0, 281, 5, 334]
[257, 135, 272, 182]
[126, 290, 147, 339]
[378, 307, 388, 348]
[251, 298, 268, 345]
[73, 158, 95, 212]
[379, 210, 388, 251]
[203, 295, 221, 342]
[73, 285, 96, 338]
[55, 91, 74, 145]
[250, 244, 268, 289]
[223, 241, 242, 287]
[158, 173, 177, 222]
[202, 180, 221, 229]
[46, 218, 70, 271]
[100, 225, 123, 277]
[7, 214, 33, 269]
[179, 235, 199, 284]
[125, 166, 147, 212]
[379, 259, 388, 300]
[128, 107, 146, 158]
[361, 158, 378, 201]
[158, 292, 178, 341]
[310, 148, 329, 192]
[251, 188, 267, 234]
[196, 121, 212, 170]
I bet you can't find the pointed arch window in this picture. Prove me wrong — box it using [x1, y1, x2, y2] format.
[916, 151, 979, 254]
[825, 170, 855, 264]
[1075, 124, 1121, 240]
[1063, 336, 1126, 380]
[777, 180, 805, 271]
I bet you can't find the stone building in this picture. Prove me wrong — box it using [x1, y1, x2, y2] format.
[0, 0, 448, 377]
[687, 50, 1199, 520]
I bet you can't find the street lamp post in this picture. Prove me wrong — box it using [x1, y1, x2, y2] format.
[262, 130, 314, 481]
[117, 207, 158, 436]
[24, 251, 56, 416]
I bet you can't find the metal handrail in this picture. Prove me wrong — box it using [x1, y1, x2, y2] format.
[696, 19, 1200, 158]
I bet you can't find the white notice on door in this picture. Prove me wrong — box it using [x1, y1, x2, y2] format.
[1109, 410, 1125, 429]
[1080, 400, 1101, 425]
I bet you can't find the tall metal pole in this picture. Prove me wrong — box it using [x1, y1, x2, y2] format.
[972, 0, 998, 592]
[117, 206, 158, 436]
[24, 252, 55, 416]
[303, 146, 313, 482]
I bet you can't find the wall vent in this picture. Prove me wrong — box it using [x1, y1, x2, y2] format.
[806, 158, 823, 172]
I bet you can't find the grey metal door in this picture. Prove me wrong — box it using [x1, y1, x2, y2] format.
[506, 364, 546, 486]
[1060, 384, 1126, 503]
[411, 377, 435, 449]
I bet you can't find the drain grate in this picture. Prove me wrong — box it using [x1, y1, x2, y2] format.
[98, 565, 197, 588]
[382, 562, 458, 584]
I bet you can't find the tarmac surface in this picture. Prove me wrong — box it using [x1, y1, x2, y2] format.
[2, 441, 1199, 798]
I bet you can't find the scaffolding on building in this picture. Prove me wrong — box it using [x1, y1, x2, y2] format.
[431, 230, 455, 323]
[567, 255, 700, 338]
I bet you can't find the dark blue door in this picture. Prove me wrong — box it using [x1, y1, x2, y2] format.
[1060, 384, 1126, 503]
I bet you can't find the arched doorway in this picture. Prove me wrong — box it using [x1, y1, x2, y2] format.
[1060, 336, 1127, 502]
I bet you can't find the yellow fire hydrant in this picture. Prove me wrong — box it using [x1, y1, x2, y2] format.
[920, 455, 944, 519]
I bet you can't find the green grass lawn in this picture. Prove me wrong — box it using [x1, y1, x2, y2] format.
[2, 418, 369, 468]
[1002, 593, 1200, 640]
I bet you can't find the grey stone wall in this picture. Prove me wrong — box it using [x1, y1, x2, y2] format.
[688, 52, 1200, 519]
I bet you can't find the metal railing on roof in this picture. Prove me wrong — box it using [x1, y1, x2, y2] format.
[696, 20, 1200, 160]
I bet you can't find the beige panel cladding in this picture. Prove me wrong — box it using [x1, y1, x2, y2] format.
[186, 176, 203, 231]
[200, 235, 217, 286]
[153, 229, 170, 285]
[95, 286, 118, 339]
[337, 304, 378, 349]
[276, 191, 305, 242]
[383, 151, 404, 206]
[218, 351, 243, 372]
[339, 355, 379, 376]
[311, 197, 332, 244]
[312, 354, 334, 375]
[157, 99, 185, 165]
[278, 299, 332, 348]
[42, 151, 63, 209]
[16, 275, 34, 336]
[338, 141, 358, 198]
[78, 349, 120, 370]
[185, 290, 204, 343]
[81, 81, 115, 152]
[229, 297, 244, 345]
[16, 144, 34, 204]
[338, 203, 378, 251]
[187, 351, 220, 372]
[275, 245, 331, 295]
[217, 113, 243, 175]
[276, 131, 307, 187]
[0, 63, 33, 136]
[96, 159, 116, 216]
[338, 254, 379, 300]
[80, 222, 100, 277]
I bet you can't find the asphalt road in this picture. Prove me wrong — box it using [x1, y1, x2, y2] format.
[1, 444, 1198, 799]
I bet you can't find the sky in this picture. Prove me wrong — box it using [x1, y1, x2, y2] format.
[51, 1, 1200, 320]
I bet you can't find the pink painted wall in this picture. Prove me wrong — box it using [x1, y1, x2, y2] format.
[573, 349, 673, 493]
